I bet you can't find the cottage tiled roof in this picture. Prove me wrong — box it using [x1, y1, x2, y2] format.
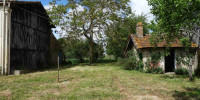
[130, 34, 198, 49]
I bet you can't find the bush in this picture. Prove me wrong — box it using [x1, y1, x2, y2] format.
[118, 50, 144, 71]
[118, 58, 143, 71]
[124, 58, 137, 70]
[145, 66, 163, 74]
[145, 59, 163, 74]
[135, 61, 144, 71]
[69, 59, 80, 65]
[175, 68, 188, 75]
[117, 58, 127, 65]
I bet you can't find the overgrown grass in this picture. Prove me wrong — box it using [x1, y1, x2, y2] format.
[0, 62, 200, 100]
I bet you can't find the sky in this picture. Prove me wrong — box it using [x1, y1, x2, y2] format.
[20, 0, 154, 38]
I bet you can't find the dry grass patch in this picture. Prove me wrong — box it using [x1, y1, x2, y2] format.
[0, 63, 199, 100]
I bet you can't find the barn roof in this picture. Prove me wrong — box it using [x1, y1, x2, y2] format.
[0, 1, 41, 4]
[128, 34, 198, 49]
[0, 0, 55, 28]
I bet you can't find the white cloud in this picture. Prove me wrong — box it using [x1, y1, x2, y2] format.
[129, 0, 154, 22]
[44, 4, 54, 10]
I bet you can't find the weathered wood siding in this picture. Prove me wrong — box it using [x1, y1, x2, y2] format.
[49, 33, 62, 65]
[10, 3, 52, 70]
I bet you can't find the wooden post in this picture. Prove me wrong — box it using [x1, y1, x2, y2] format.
[58, 56, 60, 82]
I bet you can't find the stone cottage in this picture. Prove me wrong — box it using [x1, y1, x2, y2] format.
[125, 22, 198, 73]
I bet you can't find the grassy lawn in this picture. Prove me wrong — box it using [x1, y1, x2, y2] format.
[0, 62, 200, 100]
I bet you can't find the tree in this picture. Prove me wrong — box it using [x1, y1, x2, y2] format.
[58, 37, 104, 63]
[148, 0, 200, 80]
[58, 37, 89, 62]
[48, 0, 131, 64]
[106, 13, 149, 59]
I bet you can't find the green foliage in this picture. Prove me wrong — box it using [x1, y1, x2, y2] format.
[145, 59, 163, 74]
[123, 58, 136, 70]
[148, 20, 160, 33]
[58, 37, 89, 62]
[70, 59, 81, 65]
[180, 37, 191, 47]
[175, 68, 189, 75]
[48, 0, 131, 64]
[136, 61, 144, 71]
[147, 1, 200, 81]
[145, 52, 163, 74]
[150, 51, 161, 64]
[148, 0, 200, 39]
[145, 66, 163, 74]
[119, 51, 143, 71]
[58, 37, 104, 63]
[106, 13, 149, 58]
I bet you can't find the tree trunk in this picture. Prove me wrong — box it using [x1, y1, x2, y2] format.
[89, 40, 94, 64]
[79, 57, 84, 63]
[189, 58, 193, 81]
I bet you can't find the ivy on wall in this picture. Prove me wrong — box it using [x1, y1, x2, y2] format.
[145, 51, 163, 74]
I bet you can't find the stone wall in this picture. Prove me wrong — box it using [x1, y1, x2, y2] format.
[175, 48, 198, 72]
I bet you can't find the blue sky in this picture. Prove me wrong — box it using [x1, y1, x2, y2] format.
[20, 0, 51, 6]
[20, 0, 154, 39]
[20, 0, 68, 6]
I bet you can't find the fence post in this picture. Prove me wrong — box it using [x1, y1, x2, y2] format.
[58, 56, 59, 82]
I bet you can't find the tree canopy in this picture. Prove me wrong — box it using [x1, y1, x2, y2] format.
[58, 37, 104, 63]
[148, 0, 200, 80]
[48, 0, 131, 64]
[148, 0, 200, 43]
[106, 13, 149, 59]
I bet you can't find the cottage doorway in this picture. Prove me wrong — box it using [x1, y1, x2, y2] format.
[165, 49, 175, 72]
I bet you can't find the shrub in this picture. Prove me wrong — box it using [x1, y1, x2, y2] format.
[124, 58, 136, 70]
[119, 58, 143, 71]
[145, 66, 163, 74]
[146, 66, 163, 74]
[145, 59, 163, 74]
[118, 50, 144, 71]
[70, 59, 80, 65]
[175, 68, 188, 75]
[117, 58, 128, 65]
[136, 61, 144, 71]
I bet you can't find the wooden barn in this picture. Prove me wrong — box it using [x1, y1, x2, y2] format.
[0, 0, 60, 75]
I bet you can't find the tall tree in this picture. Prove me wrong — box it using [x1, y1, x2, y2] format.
[48, 0, 131, 64]
[148, 0, 200, 80]
[106, 13, 149, 59]
[58, 37, 89, 62]
[58, 37, 104, 63]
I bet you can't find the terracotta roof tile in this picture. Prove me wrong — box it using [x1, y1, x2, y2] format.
[130, 34, 198, 49]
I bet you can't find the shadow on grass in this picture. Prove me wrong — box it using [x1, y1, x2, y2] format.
[160, 75, 189, 79]
[172, 87, 200, 100]
[95, 59, 117, 63]
[160, 75, 200, 82]
[23, 63, 79, 75]
[16, 59, 117, 75]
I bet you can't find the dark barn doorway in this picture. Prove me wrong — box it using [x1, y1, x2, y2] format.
[165, 49, 175, 72]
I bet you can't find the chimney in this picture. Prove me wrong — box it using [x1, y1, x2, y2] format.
[136, 22, 143, 38]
